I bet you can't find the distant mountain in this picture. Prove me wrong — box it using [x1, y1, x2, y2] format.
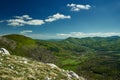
[47, 39, 63, 41]
[64, 36, 120, 51]
[0, 34, 120, 80]
[109, 36, 120, 38]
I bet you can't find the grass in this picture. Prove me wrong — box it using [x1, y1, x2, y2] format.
[0, 54, 83, 80]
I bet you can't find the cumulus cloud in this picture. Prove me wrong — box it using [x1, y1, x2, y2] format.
[45, 13, 71, 22]
[1, 13, 71, 26]
[67, 3, 91, 11]
[15, 15, 32, 20]
[57, 32, 120, 38]
[7, 15, 44, 26]
[7, 19, 25, 26]
[25, 20, 44, 25]
[20, 30, 33, 34]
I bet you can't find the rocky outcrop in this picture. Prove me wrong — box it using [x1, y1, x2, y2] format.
[0, 48, 10, 55]
[46, 63, 85, 80]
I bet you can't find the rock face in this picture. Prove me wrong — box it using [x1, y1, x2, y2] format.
[46, 63, 85, 80]
[0, 48, 10, 55]
[0, 54, 85, 80]
[67, 71, 80, 79]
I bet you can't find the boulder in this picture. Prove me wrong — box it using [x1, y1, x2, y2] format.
[0, 48, 10, 55]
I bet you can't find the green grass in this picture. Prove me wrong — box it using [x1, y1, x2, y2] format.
[0, 54, 83, 80]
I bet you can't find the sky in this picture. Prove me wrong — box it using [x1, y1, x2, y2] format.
[0, 0, 120, 39]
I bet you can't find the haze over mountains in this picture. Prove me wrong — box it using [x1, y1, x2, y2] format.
[0, 34, 120, 80]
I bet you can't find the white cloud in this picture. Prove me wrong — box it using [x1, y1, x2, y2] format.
[15, 15, 32, 20]
[45, 13, 71, 22]
[20, 30, 33, 34]
[8, 22, 24, 26]
[1, 13, 71, 26]
[7, 19, 25, 26]
[6, 15, 45, 26]
[67, 3, 91, 11]
[25, 20, 44, 25]
[57, 32, 120, 38]
[8, 13, 70, 26]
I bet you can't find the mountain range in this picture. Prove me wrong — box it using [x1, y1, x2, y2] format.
[0, 34, 120, 80]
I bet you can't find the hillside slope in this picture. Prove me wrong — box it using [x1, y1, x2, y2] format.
[0, 54, 85, 80]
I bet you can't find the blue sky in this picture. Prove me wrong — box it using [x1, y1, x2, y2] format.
[0, 0, 120, 39]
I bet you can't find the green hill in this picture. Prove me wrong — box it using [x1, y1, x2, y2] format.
[0, 34, 120, 80]
[0, 34, 36, 56]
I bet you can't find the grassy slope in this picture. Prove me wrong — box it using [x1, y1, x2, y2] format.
[3, 34, 36, 56]
[0, 54, 84, 80]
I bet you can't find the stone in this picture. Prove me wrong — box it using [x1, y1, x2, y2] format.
[0, 48, 10, 55]
[67, 71, 80, 79]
